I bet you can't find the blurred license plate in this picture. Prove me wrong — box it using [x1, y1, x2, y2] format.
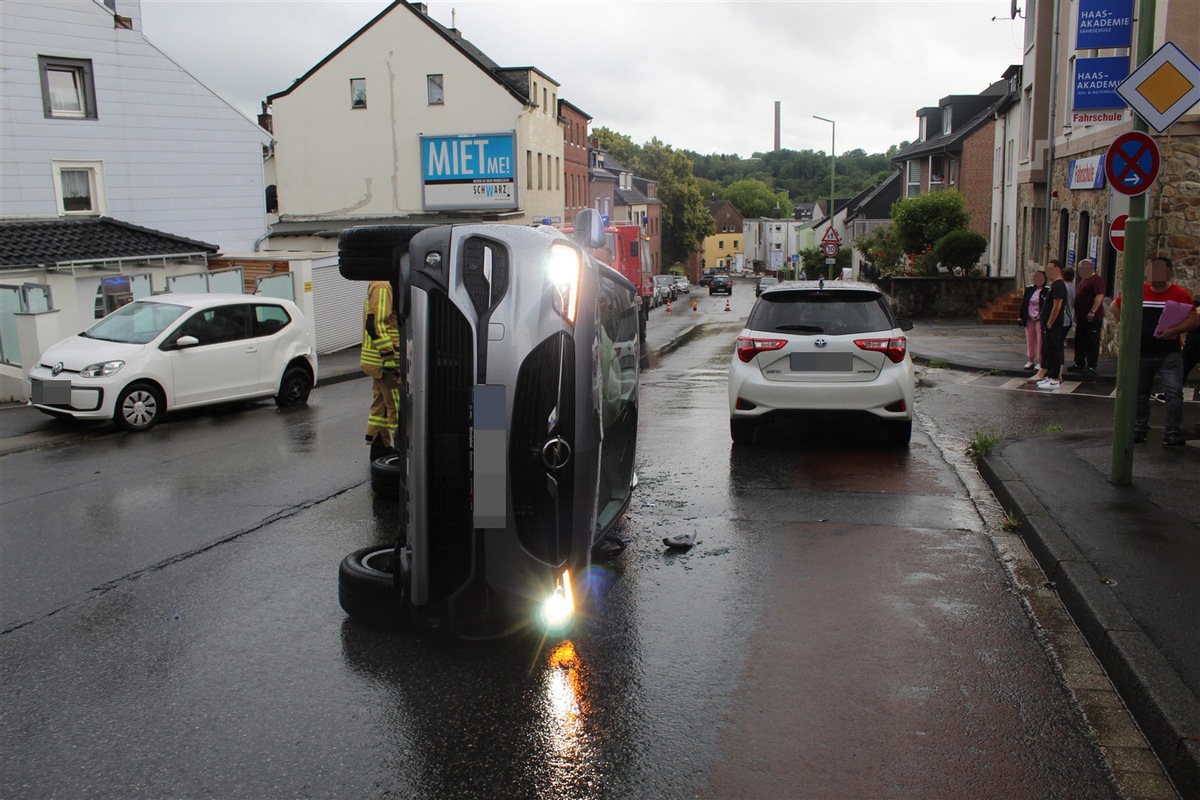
[32, 379, 72, 404]
[790, 353, 852, 372]
[473, 385, 507, 529]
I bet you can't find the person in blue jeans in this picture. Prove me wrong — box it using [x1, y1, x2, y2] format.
[1110, 256, 1198, 446]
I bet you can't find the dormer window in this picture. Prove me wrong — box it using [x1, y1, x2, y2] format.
[918, 116, 928, 142]
[943, 106, 952, 135]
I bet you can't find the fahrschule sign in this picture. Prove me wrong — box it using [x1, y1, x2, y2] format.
[1076, 0, 1134, 50]
[1073, 56, 1129, 110]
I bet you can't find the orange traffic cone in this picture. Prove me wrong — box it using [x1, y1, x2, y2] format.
[666, 298, 671, 314]
[724, 298, 731, 312]
[692, 300, 698, 312]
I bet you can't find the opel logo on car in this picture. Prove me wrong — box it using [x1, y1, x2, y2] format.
[51, 362, 64, 376]
[814, 338, 829, 349]
[541, 437, 571, 471]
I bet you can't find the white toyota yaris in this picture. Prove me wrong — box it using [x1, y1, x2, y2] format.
[728, 280, 915, 446]
[27, 293, 317, 432]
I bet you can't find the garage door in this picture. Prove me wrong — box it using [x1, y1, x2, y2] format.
[311, 262, 363, 354]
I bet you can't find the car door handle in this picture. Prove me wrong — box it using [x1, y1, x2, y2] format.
[245, 347, 258, 354]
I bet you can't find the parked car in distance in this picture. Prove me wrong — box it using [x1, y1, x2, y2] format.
[653, 274, 678, 303]
[700, 269, 716, 287]
[709, 275, 733, 295]
[728, 280, 914, 447]
[756, 276, 779, 296]
[26, 293, 317, 432]
[672, 276, 691, 294]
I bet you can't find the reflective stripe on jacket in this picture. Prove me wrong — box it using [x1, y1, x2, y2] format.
[361, 281, 400, 370]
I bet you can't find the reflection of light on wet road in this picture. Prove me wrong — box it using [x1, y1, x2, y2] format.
[544, 640, 586, 755]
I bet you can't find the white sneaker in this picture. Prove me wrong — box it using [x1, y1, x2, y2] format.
[1022, 361, 1034, 369]
[1037, 379, 1060, 389]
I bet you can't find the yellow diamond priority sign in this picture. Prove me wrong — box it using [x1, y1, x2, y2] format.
[1116, 41, 1200, 133]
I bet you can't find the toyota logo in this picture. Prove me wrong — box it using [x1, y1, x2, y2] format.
[51, 362, 64, 376]
[814, 338, 829, 349]
[541, 437, 571, 471]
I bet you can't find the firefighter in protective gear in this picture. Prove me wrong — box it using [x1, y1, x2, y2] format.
[361, 280, 401, 461]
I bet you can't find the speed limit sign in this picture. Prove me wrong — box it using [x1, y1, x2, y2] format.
[822, 241, 840, 257]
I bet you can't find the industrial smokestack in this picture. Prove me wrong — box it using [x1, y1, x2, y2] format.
[774, 101, 781, 152]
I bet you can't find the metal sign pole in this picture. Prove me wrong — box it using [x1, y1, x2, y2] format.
[1109, 0, 1156, 486]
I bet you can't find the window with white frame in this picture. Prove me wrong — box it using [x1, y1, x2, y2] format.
[427, 74, 444, 105]
[1021, 87, 1033, 162]
[918, 116, 927, 142]
[948, 158, 957, 186]
[52, 160, 106, 215]
[929, 156, 945, 190]
[906, 161, 921, 197]
[38, 56, 97, 119]
[942, 106, 952, 135]
[0, 283, 53, 366]
[350, 78, 366, 108]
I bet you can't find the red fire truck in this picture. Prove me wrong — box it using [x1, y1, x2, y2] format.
[564, 222, 654, 308]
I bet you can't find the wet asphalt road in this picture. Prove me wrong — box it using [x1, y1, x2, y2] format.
[0, 287, 1120, 798]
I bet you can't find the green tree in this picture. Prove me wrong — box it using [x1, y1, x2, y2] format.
[934, 229, 988, 272]
[889, 190, 970, 254]
[639, 138, 714, 266]
[591, 127, 642, 172]
[724, 179, 784, 219]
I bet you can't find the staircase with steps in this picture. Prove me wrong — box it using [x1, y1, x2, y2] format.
[978, 291, 1023, 325]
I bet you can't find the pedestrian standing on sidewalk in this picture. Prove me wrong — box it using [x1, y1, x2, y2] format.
[1110, 256, 1196, 446]
[1069, 259, 1106, 375]
[1019, 269, 1046, 371]
[1037, 260, 1069, 390]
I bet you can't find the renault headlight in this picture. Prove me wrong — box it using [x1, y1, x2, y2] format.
[547, 244, 582, 324]
[80, 360, 125, 378]
[541, 569, 575, 628]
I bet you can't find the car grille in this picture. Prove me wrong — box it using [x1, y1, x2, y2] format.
[510, 332, 575, 566]
[426, 291, 475, 602]
[461, 236, 509, 318]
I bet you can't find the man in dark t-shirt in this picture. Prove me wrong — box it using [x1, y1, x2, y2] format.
[1070, 258, 1106, 374]
[1111, 256, 1197, 446]
[1038, 260, 1069, 389]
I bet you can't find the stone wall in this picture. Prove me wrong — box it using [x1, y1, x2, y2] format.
[874, 276, 1017, 319]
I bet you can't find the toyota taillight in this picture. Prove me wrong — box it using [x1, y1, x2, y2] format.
[855, 336, 908, 364]
[736, 336, 787, 363]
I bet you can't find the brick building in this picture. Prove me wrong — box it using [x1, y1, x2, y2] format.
[559, 99, 591, 224]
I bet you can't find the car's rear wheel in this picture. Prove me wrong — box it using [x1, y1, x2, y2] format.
[730, 418, 756, 445]
[886, 419, 913, 447]
[275, 366, 312, 407]
[338, 546, 403, 626]
[370, 453, 403, 498]
[114, 382, 164, 432]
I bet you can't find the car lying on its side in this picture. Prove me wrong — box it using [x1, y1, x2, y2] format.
[336, 210, 640, 640]
[728, 280, 914, 447]
[26, 293, 316, 432]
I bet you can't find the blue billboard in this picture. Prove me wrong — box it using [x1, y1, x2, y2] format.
[1076, 0, 1134, 50]
[420, 131, 518, 211]
[1073, 56, 1128, 110]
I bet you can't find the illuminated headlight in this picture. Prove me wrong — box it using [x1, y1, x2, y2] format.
[80, 360, 124, 378]
[546, 244, 582, 324]
[541, 569, 575, 627]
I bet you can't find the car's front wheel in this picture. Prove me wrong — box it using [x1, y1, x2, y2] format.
[275, 366, 313, 407]
[730, 418, 756, 445]
[338, 546, 403, 626]
[114, 382, 164, 432]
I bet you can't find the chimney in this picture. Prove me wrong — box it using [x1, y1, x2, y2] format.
[774, 101, 781, 152]
[413, 2, 428, 15]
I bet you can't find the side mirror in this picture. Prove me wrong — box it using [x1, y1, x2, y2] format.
[175, 335, 200, 347]
[571, 209, 607, 249]
[897, 318, 914, 332]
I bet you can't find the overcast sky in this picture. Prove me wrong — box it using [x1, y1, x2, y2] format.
[140, 0, 1026, 157]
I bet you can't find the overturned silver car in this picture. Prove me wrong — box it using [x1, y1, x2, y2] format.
[337, 210, 640, 639]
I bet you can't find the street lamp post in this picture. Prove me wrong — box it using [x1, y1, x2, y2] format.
[813, 115, 836, 265]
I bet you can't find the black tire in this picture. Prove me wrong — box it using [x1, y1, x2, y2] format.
[370, 453, 403, 498]
[275, 365, 313, 407]
[730, 418, 756, 445]
[886, 419, 913, 447]
[338, 546, 402, 626]
[338, 224, 428, 281]
[114, 382, 164, 432]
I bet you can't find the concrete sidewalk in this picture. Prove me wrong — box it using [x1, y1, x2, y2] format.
[908, 319, 1199, 797]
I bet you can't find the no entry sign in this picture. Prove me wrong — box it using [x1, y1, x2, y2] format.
[1104, 131, 1160, 196]
[1109, 214, 1128, 252]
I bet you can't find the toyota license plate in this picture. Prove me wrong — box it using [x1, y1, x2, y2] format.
[790, 353, 852, 372]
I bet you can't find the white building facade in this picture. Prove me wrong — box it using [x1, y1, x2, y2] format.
[264, 1, 566, 246]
